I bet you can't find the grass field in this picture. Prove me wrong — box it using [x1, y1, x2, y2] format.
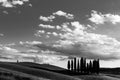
[0, 62, 81, 80]
[0, 62, 120, 80]
[75, 74, 120, 80]
[0, 67, 50, 80]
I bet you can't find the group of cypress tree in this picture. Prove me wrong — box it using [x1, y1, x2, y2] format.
[67, 57, 100, 74]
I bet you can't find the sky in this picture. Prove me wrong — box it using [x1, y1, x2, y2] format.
[1, 0, 120, 68]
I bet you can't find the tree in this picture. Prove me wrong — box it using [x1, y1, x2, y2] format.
[80, 57, 84, 73]
[67, 60, 70, 70]
[86, 63, 89, 74]
[77, 59, 80, 72]
[89, 60, 92, 73]
[83, 58, 86, 73]
[71, 60, 74, 71]
[96, 59, 100, 74]
[93, 60, 96, 73]
[74, 57, 77, 72]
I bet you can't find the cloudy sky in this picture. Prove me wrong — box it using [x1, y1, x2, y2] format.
[0, 0, 120, 68]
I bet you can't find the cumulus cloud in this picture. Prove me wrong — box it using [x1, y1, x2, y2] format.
[89, 10, 120, 24]
[35, 19, 120, 60]
[53, 10, 74, 19]
[0, 0, 30, 8]
[32, 54, 68, 64]
[34, 30, 45, 37]
[0, 42, 68, 64]
[39, 15, 55, 22]
[39, 10, 74, 22]
[19, 41, 42, 45]
[39, 24, 55, 29]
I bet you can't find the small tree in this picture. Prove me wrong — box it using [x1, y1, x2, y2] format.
[93, 60, 96, 73]
[86, 63, 89, 74]
[96, 59, 100, 74]
[74, 57, 77, 72]
[80, 57, 84, 73]
[89, 60, 92, 73]
[71, 60, 74, 71]
[67, 60, 70, 70]
[77, 59, 80, 72]
[83, 58, 86, 73]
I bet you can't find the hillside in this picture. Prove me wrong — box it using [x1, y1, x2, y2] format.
[14, 62, 65, 71]
[0, 62, 81, 80]
[0, 62, 120, 80]
[0, 67, 49, 80]
[76, 74, 120, 80]
[100, 68, 120, 74]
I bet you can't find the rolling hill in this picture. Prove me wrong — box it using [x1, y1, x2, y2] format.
[0, 62, 81, 80]
[0, 62, 120, 80]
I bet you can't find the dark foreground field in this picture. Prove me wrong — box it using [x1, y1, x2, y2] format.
[0, 62, 120, 80]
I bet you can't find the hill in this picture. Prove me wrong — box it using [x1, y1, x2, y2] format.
[0, 67, 48, 80]
[1, 62, 120, 80]
[0, 62, 81, 80]
[100, 68, 120, 74]
[14, 62, 65, 71]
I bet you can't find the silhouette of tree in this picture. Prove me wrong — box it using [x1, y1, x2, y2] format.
[77, 59, 80, 72]
[92, 59, 100, 74]
[86, 63, 89, 74]
[67, 60, 70, 70]
[71, 60, 74, 71]
[89, 60, 92, 73]
[67, 57, 100, 75]
[74, 57, 77, 72]
[83, 58, 86, 73]
[80, 57, 84, 73]
[93, 60, 96, 73]
[96, 59, 100, 74]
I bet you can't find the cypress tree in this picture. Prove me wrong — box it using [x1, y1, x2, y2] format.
[86, 63, 89, 74]
[89, 60, 92, 73]
[80, 57, 84, 73]
[74, 57, 77, 72]
[67, 60, 70, 70]
[77, 59, 80, 72]
[71, 60, 74, 71]
[93, 60, 96, 73]
[96, 59, 100, 74]
[83, 58, 86, 73]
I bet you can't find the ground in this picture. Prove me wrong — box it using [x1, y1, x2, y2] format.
[0, 62, 120, 80]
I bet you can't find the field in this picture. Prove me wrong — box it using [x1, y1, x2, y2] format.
[0, 62, 120, 80]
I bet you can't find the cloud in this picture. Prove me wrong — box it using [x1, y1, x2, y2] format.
[39, 24, 55, 29]
[19, 41, 42, 45]
[0, 33, 4, 36]
[53, 10, 74, 19]
[39, 10, 74, 22]
[34, 30, 45, 37]
[32, 54, 68, 64]
[89, 10, 120, 24]
[0, 42, 68, 64]
[46, 32, 59, 37]
[39, 15, 55, 22]
[35, 20, 120, 60]
[56, 25, 61, 30]
[0, 0, 30, 8]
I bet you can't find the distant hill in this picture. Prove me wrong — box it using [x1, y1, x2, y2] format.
[15, 62, 65, 71]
